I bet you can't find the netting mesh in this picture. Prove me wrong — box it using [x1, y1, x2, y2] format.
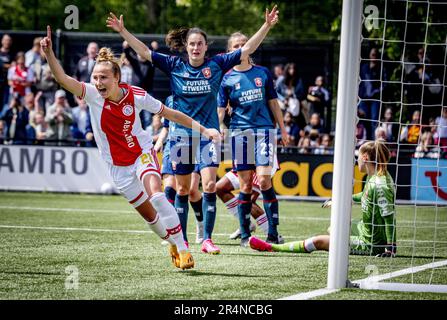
[352, 0, 447, 289]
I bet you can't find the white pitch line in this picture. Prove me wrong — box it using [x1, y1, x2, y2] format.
[1, 205, 446, 224]
[0, 206, 132, 214]
[354, 259, 447, 285]
[0, 224, 441, 244]
[0, 224, 250, 238]
[0, 205, 327, 221]
[278, 288, 340, 300]
[279, 259, 447, 300]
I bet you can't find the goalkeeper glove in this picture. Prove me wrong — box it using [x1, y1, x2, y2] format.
[322, 198, 332, 208]
[376, 244, 397, 258]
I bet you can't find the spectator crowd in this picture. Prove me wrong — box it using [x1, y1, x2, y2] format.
[0, 33, 445, 159]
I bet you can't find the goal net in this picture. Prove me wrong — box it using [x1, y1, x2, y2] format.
[330, 0, 447, 294]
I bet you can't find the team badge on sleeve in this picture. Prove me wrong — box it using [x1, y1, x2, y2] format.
[254, 77, 263, 87]
[202, 67, 212, 79]
[122, 104, 134, 116]
[235, 83, 241, 90]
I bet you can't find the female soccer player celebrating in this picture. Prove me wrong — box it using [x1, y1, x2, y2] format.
[249, 140, 397, 257]
[107, 6, 279, 254]
[217, 32, 288, 246]
[40, 26, 221, 270]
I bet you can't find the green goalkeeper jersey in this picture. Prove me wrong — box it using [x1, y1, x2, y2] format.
[352, 172, 396, 246]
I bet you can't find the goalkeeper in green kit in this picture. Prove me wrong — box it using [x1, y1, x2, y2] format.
[249, 140, 397, 257]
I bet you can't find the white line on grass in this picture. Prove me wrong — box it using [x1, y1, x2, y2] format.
[280, 259, 447, 300]
[0, 224, 443, 244]
[0, 224, 252, 239]
[1, 205, 445, 224]
[354, 259, 447, 286]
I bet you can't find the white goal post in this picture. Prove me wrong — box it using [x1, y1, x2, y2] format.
[328, 0, 447, 294]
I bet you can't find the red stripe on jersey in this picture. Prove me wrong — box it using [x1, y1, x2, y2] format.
[129, 191, 144, 204]
[263, 198, 278, 203]
[238, 200, 251, 204]
[131, 85, 145, 92]
[100, 84, 143, 166]
[132, 89, 146, 95]
[131, 86, 146, 96]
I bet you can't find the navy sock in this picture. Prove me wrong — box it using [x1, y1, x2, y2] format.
[164, 186, 176, 205]
[175, 194, 189, 242]
[261, 187, 279, 238]
[190, 197, 203, 222]
[203, 192, 217, 240]
[238, 192, 252, 240]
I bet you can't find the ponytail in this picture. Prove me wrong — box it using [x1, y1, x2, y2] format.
[166, 27, 208, 52]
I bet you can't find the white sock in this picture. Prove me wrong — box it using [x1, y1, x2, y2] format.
[150, 192, 187, 252]
[255, 213, 269, 235]
[304, 237, 317, 253]
[224, 197, 239, 218]
[147, 214, 170, 242]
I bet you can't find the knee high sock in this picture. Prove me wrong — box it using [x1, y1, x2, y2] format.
[238, 192, 252, 240]
[150, 192, 187, 251]
[174, 194, 189, 242]
[203, 192, 217, 240]
[261, 187, 279, 238]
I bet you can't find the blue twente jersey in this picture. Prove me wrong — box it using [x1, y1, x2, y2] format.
[218, 65, 277, 130]
[152, 49, 242, 136]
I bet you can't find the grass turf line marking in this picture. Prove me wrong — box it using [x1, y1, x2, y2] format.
[278, 288, 340, 300]
[1, 206, 445, 225]
[0, 224, 280, 239]
[0, 224, 444, 244]
[279, 259, 447, 300]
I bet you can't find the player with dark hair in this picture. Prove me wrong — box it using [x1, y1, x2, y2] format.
[107, 6, 279, 254]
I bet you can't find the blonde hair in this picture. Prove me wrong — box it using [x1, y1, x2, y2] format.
[227, 32, 253, 64]
[359, 140, 391, 176]
[95, 47, 121, 82]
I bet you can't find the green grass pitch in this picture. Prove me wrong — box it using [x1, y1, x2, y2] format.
[0, 191, 446, 300]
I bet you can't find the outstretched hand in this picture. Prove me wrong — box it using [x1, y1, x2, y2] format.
[265, 5, 279, 27]
[40, 26, 53, 55]
[106, 12, 125, 33]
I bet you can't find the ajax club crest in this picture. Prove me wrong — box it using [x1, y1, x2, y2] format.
[254, 77, 263, 87]
[122, 104, 134, 116]
[202, 67, 212, 79]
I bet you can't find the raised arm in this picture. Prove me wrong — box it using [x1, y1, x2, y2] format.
[107, 13, 152, 62]
[240, 6, 279, 61]
[40, 26, 83, 97]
